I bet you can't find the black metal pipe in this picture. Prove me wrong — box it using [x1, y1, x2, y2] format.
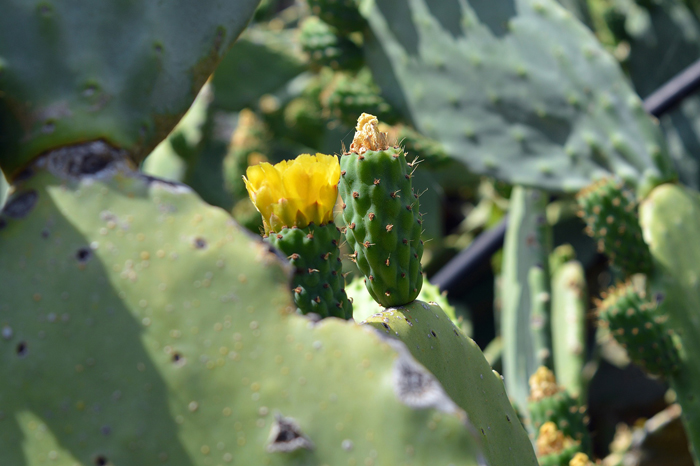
[644, 58, 700, 117]
[432, 57, 700, 295]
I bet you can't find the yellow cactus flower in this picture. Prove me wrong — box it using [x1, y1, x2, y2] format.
[243, 153, 340, 234]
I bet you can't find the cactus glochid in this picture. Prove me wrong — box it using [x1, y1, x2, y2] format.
[245, 153, 352, 318]
[338, 113, 424, 307]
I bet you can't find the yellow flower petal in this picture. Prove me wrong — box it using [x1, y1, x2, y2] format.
[243, 153, 340, 233]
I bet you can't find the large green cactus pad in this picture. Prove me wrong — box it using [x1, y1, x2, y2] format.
[359, 0, 675, 196]
[364, 300, 539, 466]
[0, 149, 483, 465]
[0, 0, 261, 177]
[639, 183, 700, 460]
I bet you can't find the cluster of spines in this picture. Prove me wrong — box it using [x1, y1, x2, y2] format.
[576, 177, 652, 277]
[298, 16, 363, 71]
[528, 367, 591, 454]
[338, 116, 424, 307]
[596, 282, 679, 377]
[266, 222, 353, 319]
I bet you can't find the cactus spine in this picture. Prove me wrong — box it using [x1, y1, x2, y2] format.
[338, 114, 424, 307]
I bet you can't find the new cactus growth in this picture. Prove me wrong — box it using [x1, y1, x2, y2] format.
[577, 177, 652, 277]
[338, 114, 424, 307]
[528, 367, 591, 454]
[536, 422, 581, 466]
[596, 281, 679, 377]
[245, 153, 352, 318]
[306, 0, 365, 36]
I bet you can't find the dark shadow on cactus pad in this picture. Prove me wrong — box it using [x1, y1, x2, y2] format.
[0, 172, 197, 465]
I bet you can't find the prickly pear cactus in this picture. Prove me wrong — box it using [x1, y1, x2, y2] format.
[596, 281, 679, 377]
[298, 16, 363, 71]
[360, 0, 676, 196]
[0, 148, 484, 465]
[502, 186, 553, 414]
[528, 367, 591, 453]
[321, 69, 395, 127]
[0, 0, 261, 177]
[267, 223, 352, 319]
[577, 177, 651, 277]
[338, 114, 424, 307]
[639, 183, 700, 460]
[364, 300, 540, 466]
[536, 422, 581, 466]
[307, 0, 365, 35]
[550, 249, 588, 399]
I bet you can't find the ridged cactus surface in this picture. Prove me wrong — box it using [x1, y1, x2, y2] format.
[0, 0, 261, 176]
[0, 149, 484, 465]
[360, 0, 676, 195]
[266, 223, 352, 319]
[298, 16, 363, 71]
[364, 300, 539, 466]
[338, 115, 424, 307]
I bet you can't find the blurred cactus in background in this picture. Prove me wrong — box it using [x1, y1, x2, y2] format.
[5, 0, 700, 464]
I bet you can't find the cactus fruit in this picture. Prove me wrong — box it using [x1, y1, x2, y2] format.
[244, 153, 352, 318]
[306, 0, 365, 36]
[267, 223, 352, 319]
[363, 300, 540, 466]
[577, 177, 652, 277]
[528, 367, 591, 453]
[298, 16, 363, 71]
[0, 0, 262, 177]
[536, 422, 581, 466]
[502, 186, 553, 414]
[359, 0, 675, 196]
[596, 281, 679, 377]
[550, 246, 588, 398]
[338, 114, 424, 307]
[0, 148, 485, 465]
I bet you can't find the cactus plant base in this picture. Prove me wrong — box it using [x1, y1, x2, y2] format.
[0, 151, 485, 465]
[364, 300, 539, 466]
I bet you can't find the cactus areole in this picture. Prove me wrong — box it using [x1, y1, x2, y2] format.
[338, 114, 424, 307]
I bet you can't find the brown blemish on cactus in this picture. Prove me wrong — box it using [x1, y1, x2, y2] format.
[193, 237, 207, 249]
[368, 213, 375, 220]
[266, 414, 314, 453]
[76, 247, 92, 263]
[16, 341, 28, 357]
[94, 455, 109, 466]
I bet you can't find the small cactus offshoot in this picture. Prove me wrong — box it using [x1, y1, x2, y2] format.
[245, 153, 352, 318]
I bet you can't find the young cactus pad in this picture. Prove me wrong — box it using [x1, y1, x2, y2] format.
[364, 300, 539, 466]
[577, 177, 652, 277]
[338, 114, 424, 307]
[0, 148, 484, 465]
[596, 281, 679, 377]
[244, 153, 352, 318]
[528, 367, 591, 453]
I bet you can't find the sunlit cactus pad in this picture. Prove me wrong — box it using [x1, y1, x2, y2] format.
[0, 146, 483, 465]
